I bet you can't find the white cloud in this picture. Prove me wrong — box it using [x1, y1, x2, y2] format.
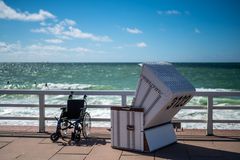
[45, 39, 63, 44]
[31, 19, 112, 42]
[40, 21, 47, 26]
[114, 42, 147, 49]
[0, 1, 55, 21]
[136, 42, 147, 48]
[31, 28, 48, 33]
[157, 10, 181, 15]
[64, 19, 76, 26]
[0, 41, 21, 52]
[64, 26, 112, 42]
[71, 47, 90, 53]
[0, 41, 9, 52]
[26, 44, 91, 54]
[114, 46, 123, 49]
[27, 44, 66, 52]
[125, 27, 143, 34]
[0, 41, 90, 56]
[157, 10, 190, 16]
[194, 28, 200, 34]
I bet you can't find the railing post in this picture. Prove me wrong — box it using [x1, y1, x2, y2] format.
[39, 93, 45, 133]
[122, 95, 127, 107]
[207, 96, 213, 136]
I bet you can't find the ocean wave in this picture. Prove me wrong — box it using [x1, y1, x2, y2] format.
[36, 83, 93, 90]
[187, 88, 240, 106]
[1, 82, 115, 91]
[196, 88, 236, 92]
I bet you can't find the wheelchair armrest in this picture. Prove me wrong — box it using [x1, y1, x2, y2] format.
[60, 107, 67, 110]
[80, 107, 87, 112]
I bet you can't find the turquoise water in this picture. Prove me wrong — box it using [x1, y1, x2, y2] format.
[0, 63, 240, 90]
[0, 63, 239, 129]
[175, 63, 240, 90]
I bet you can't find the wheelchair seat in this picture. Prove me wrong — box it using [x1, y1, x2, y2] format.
[64, 99, 85, 119]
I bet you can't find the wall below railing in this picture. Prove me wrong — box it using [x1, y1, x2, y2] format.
[0, 89, 240, 135]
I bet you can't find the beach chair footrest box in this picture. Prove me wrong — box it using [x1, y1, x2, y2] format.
[111, 107, 177, 152]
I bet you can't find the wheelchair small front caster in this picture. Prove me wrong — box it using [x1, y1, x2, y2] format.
[71, 132, 75, 141]
[75, 133, 80, 143]
[50, 132, 60, 142]
[71, 132, 80, 143]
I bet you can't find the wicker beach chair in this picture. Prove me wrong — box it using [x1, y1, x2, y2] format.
[111, 62, 195, 152]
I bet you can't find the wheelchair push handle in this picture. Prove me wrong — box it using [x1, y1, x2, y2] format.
[68, 91, 87, 101]
[68, 91, 74, 100]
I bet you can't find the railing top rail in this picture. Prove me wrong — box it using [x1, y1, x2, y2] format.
[194, 91, 240, 97]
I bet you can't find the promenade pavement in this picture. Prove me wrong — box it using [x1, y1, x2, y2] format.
[0, 126, 239, 160]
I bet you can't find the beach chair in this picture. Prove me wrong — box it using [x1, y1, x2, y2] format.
[50, 94, 91, 143]
[111, 62, 195, 152]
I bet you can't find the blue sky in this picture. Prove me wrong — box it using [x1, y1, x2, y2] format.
[0, 0, 239, 62]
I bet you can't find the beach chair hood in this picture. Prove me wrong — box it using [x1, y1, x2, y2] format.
[133, 62, 196, 129]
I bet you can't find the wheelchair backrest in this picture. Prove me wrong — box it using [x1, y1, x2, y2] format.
[67, 99, 85, 119]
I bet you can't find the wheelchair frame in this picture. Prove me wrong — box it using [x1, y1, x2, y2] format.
[50, 95, 91, 143]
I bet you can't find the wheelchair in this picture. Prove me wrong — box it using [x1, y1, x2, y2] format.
[50, 94, 91, 143]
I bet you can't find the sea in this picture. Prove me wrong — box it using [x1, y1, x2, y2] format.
[0, 62, 240, 129]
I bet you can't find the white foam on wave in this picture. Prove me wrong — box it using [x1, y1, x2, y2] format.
[196, 88, 236, 92]
[36, 83, 93, 90]
[187, 88, 240, 106]
[1, 82, 95, 90]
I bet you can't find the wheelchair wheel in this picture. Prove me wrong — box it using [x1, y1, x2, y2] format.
[72, 122, 81, 142]
[50, 132, 60, 142]
[74, 132, 81, 143]
[82, 112, 91, 138]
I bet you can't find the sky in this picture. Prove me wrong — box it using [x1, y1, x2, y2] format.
[0, 0, 240, 62]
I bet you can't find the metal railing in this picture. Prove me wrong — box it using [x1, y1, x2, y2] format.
[0, 89, 239, 135]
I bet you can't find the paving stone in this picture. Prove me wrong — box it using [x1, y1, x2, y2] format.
[40, 137, 68, 145]
[153, 157, 167, 160]
[155, 142, 189, 160]
[0, 138, 42, 160]
[213, 141, 240, 160]
[184, 140, 223, 158]
[19, 143, 62, 160]
[122, 150, 153, 156]
[0, 137, 17, 142]
[189, 157, 227, 160]
[59, 138, 103, 155]
[213, 141, 240, 153]
[121, 149, 155, 159]
[224, 155, 240, 160]
[40, 138, 53, 144]
[50, 154, 86, 160]
[59, 145, 93, 155]
[0, 138, 62, 160]
[0, 142, 9, 149]
[85, 142, 122, 160]
[120, 155, 154, 160]
[183, 140, 215, 148]
[187, 147, 222, 158]
[0, 135, 239, 160]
